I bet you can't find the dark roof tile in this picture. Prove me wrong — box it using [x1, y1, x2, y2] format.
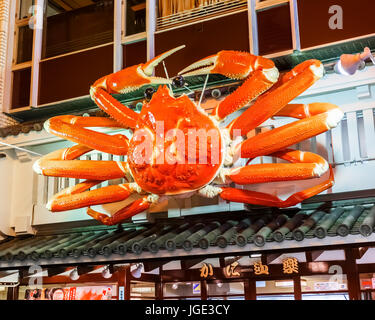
[1, 203, 374, 264]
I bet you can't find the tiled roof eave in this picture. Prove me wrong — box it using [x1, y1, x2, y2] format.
[0, 232, 374, 270]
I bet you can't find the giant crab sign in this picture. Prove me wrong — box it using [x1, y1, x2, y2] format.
[33, 46, 344, 225]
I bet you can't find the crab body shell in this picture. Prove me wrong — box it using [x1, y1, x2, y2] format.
[128, 86, 224, 195]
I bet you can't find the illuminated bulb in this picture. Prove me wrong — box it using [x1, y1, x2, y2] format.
[69, 268, 79, 281]
[172, 283, 178, 290]
[102, 266, 112, 279]
[131, 263, 144, 279]
[217, 282, 223, 288]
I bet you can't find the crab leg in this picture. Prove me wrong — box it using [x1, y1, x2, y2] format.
[179, 50, 279, 120]
[87, 196, 153, 226]
[228, 60, 325, 137]
[227, 149, 329, 184]
[220, 165, 334, 208]
[237, 102, 343, 159]
[47, 183, 138, 212]
[90, 45, 185, 128]
[33, 143, 131, 180]
[45, 115, 129, 155]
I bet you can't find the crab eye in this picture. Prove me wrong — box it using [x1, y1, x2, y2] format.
[172, 75, 185, 88]
[144, 87, 155, 101]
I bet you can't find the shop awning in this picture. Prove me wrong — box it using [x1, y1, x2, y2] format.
[0, 199, 375, 269]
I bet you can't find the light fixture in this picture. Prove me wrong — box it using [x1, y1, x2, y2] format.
[334, 47, 372, 75]
[69, 268, 79, 281]
[217, 281, 223, 288]
[250, 253, 261, 258]
[130, 263, 144, 279]
[172, 283, 179, 290]
[101, 265, 112, 279]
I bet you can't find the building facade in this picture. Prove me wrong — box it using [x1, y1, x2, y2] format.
[0, 0, 375, 300]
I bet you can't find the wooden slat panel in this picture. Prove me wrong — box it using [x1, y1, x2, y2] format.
[39, 45, 113, 105]
[154, 11, 249, 77]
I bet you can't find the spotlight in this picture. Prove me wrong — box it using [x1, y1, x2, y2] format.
[334, 47, 372, 75]
[130, 263, 144, 279]
[101, 265, 112, 279]
[172, 283, 179, 290]
[217, 282, 223, 288]
[69, 268, 79, 281]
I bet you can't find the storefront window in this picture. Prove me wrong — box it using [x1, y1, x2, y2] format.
[15, 25, 34, 64]
[256, 280, 294, 300]
[302, 293, 349, 300]
[130, 281, 156, 300]
[11, 67, 31, 109]
[42, 0, 114, 58]
[359, 273, 375, 300]
[301, 275, 348, 292]
[256, 3, 293, 55]
[18, 0, 34, 20]
[18, 284, 116, 300]
[207, 281, 244, 300]
[163, 282, 201, 299]
[0, 287, 8, 300]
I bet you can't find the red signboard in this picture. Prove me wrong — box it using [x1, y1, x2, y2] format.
[298, 0, 375, 49]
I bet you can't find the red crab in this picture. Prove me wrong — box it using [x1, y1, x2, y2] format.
[33, 46, 344, 225]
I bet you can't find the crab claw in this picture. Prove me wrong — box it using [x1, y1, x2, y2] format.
[92, 45, 186, 95]
[179, 50, 279, 121]
[178, 50, 278, 81]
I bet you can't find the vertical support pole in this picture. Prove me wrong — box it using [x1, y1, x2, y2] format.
[289, 0, 301, 52]
[114, 0, 123, 72]
[293, 275, 302, 300]
[117, 265, 131, 300]
[345, 248, 361, 300]
[155, 281, 163, 300]
[201, 280, 208, 300]
[247, 0, 258, 55]
[30, 0, 45, 107]
[7, 286, 19, 300]
[146, 0, 156, 61]
[2, 0, 15, 112]
[244, 279, 257, 300]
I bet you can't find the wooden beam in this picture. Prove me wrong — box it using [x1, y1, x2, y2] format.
[143, 260, 166, 273]
[46, 266, 69, 277]
[293, 276, 302, 300]
[266, 253, 283, 264]
[224, 256, 242, 267]
[244, 279, 256, 300]
[201, 280, 207, 300]
[181, 257, 206, 270]
[50, 0, 73, 11]
[345, 249, 361, 300]
[305, 250, 324, 262]
[21, 272, 118, 285]
[131, 3, 146, 11]
[353, 247, 369, 259]
[117, 265, 131, 300]
[219, 257, 225, 268]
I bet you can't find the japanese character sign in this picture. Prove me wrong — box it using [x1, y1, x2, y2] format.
[200, 263, 213, 278]
[225, 261, 241, 277]
[253, 261, 269, 275]
[282, 257, 299, 274]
